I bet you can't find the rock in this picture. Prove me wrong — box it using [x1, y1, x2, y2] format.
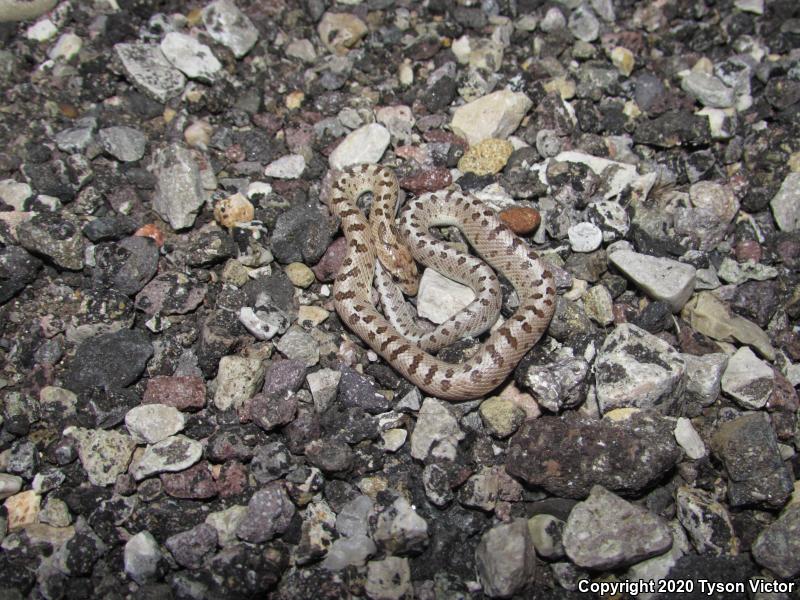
[337, 367, 390, 414]
[0, 245, 41, 304]
[679, 181, 739, 251]
[161, 461, 217, 499]
[16, 213, 86, 270]
[416, 268, 475, 325]
[160, 32, 220, 82]
[114, 42, 186, 103]
[680, 71, 735, 108]
[608, 249, 695, 312]
[165, 523, 218, 569]
[711, 413, 793, 509]
[98, 126, 146, 162]
[39, 496, 70, 527]
[151, 143, 205, 231]
[0, 0, 57, 22]
[720, 346, 774, 409]
[752, 505, 800, 578]
[317, 12, 367, 55]
[64, 329, 153, 394]
[568, 5, 600, 42]
[264, 154, 306, 179]
[475, 519, 536, 598]
[518, 354, 590, 412]
[133, 434, 203, 480]
[202, 0, 259, 58]
[124, 531, 162, 585]
[135, 272, 206, 316]
[321, 535, 377, 571]
[328, 124, 391, 170]
[594, 324, 686, 414]
[214, 193, 254, 229]
[285, 262, 315, 288]
[553, 151, 639, 199]
[479, 397, 526, 438]
[82, 214, 137, 242]
[611, 46, 635, 77]
[251, 391, 297, 431]
[143, 375, 206, 410]
[93, 236, 159, 295]
[457, 138, 514, 175]
[125, 404, 186, 444]
[213, 355, 265, 411]
[682, 353, 727, 409]
[410, 398, 465, 461]
[398, 168, 452, 194]
[4, 490, 40, 530]
[65, 426, 137, 487]
[498, 207, 541, 235]
[582, 285, 614, 325]
[275, 326, 319, 367]
[371, 496, 428, 555]
[305, 438, 353, 473]
[563, 486, 672, 569]
[568, 222, 603, 253]
[681, 292, 774, 360]
[239, 306, 289, 341]
[186, 230, 236, 267]
[0, 473, 23, 500]
[236, 482, 295, 543]
[271, 204, 335, 264]
[459, 465, 523, 512]
[365, 556, 412, 600]
[285, 38, 316, 62]
[770, 172, 800, 232]
[307, 368, 341, 413]
[674, 418, 705, 459]
[676, 486, 738, 556]
[506, 411, 681, 498]
[450, 90, 533, 146]
[527, 514, 566, 560]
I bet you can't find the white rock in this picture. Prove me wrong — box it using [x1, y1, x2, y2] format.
[721, 346, 774, 409]
[410, 398, 465, 461]
[0, 473, 23, 500]
[734, 0, 763, 14]
[306, 368, 342, 413]
[160, 32, 221, 82]
[151, 143, 205, 230]
[124, 531, 162, 585]
[568, 222, 603, 252]
[329, 123, 391, 170]
[770, 172, 800, 232]
[133, 434, 203, 480]
[26, 18, 57, 41]
[416, 268, 475, 325]
[48, 32, 81, 61]
[608, 249, 696, 312]
[674, 417, 705, 459]
[114, 42, 186, 103]
[125, 404, 186, 444]
[450, 89, 532, 146]
[553, 151, 639, 199]
[680, 71, 735, 108]
[202, 0, 259, 58]
[213, 355, 265, 411]
[264, 154, 306, 179]
[381, 428, 407, 452]
[0, 179, 33, 210]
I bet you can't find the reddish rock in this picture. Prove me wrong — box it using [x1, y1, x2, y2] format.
[398, 167, 452, 194]
[161, 461, 218, 499]
[395, 145, 430, 164]
[143, 376, 206, 410]
[733, 240, 762, 263]
[499, 207, 541, 235]
[217, 461, 249, 498]
[422, 130, 469, 151]
[134, 223, 165, 248]
[225, 144, 245, 163]
[312, 236, 347, 282]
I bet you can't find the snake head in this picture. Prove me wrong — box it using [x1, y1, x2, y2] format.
[377, 238, 419, 296]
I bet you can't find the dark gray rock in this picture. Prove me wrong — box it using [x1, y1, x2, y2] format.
[64, 329, 153, 394]
[165, 523, 218, 569]
[82, 215, 137, 242]
[236, 482, 296, 543]
[93, 236, 159, 295]
[186, 230, 236, 267]
[305, 437, 353, 474]
[752, 505, 800, 578]
[262, 359, 307, 395]
[16, 213, 86, 270]
[270, 204, 335, 264]
[0, 245, 41, 304]
[506, 411, 682, 498]
[250, 440, 293, 484]
[337, 367, 390, 414]
[250, 391, 298, 431]
[134, 272, 207, 315]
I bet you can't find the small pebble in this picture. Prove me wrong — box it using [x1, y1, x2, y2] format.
[214, 193, 255, 229]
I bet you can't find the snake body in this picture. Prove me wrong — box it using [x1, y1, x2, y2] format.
[329, 164, 556, 401]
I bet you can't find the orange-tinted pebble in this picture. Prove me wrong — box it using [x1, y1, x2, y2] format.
[499, 207, 541, 235]
[135, 223, 165, 247]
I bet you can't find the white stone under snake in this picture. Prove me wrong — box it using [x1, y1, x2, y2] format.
[329, 164, 556, 401]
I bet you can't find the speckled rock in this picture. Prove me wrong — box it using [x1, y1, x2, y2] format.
[114, 42, 185, 103]
[135, 272, 207, 316]
[143, 376, 206, 410]
[214, 193, 254, 228]
[475, 519, 536, 598]
[317, 11, 367, 55]
[236, 482, 296, 543]
[16, 213, 86, 270]
[132, 434, 203, 480]
[65, 426, 136, 487]
[213, 355, 265, 411]
[151, 143, 205, 231]
[457, 138, 514, 176]
[202, 0, 259, 58]
[752, 505, 800, 578]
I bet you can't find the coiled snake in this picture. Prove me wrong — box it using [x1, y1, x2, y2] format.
[329, 164, 556, 401]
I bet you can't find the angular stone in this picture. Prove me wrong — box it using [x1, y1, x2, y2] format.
[114, 42, 185, 103]
[451, 90, 533, 146]
[66, 426, 136, 487]
[608, 249, 695, 312]
[64, 329, 153, 394]
[202, 0, 259, 58]
[213, 355, 265, 411]
[124, 531, 162, 585]
[410, 398, 465, 461]
[151, 144, 205, 231]
[720, 346, 774, 409]
[142, 376, 206, 410]
[416, 268, 475, 325]
[98, 126, 147, 162]
[752, 505, 800, 578]
[160, 32, 221, 82]
[365, 556, 412, 600]
[16, 213, 86, 270]
[328, 123, 391, 170]
[676, 486, 738, 556]
[133, 435, 203, 480]
[770, 172, 800, 232]
[475, 519, 536, 598]
[125, 404, 186, 444]
[236, 482, 295, 543]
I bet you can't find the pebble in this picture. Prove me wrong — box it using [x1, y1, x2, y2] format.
[214, 192, 254, 229]
[475, 519, 536, 598]
[202, 0, 259, 58]
[457, 138, 514, 175]
[4, 490, 40, 530]
[165, 523, 218, 569]
[317, 12, 367, 55]
[236, 482, 296, 543]
[371, 496, 429, 555]
[125, 404, 186, 444]
[0, 245, 41, 304]
[275, 326, 320, 367]
[143, 375, 206, 410]
[285, 38, 316, 63]
[238, 306, 289, 341]
[0, 0, 56, 21]
[92, 236, 159, 295]
[595, 324, 686, 414]
[720, 346, 774, 409]
[135, 271, 207, 316]
[162, 460, 217, 499]
[582, 284, 614, 325]
[213, 355, 265, 411]
[680, 71, 735, 108]
[132, 434, 203, 480]
[264, 154, 306, 179]
[184, 119, 213, 149]
[563, 485, 672, 569]
[410, 398, 465, 461]
[306, 368, 341, 413]
[673, 417, 706, 459]
[365, 556, 413, 600]
[752, 505, 800, 578]
[498, 206, 541, 235]
[16, 212, 86, 270]
[98, 126, 146, 162]
[152, 143, 205, 230]
[380, 429, 407, 453]
[711, 413, 793, 508]
[479, 397, 526, 438]
[160, 32, 221, 82]
[328, 123, 391, 170]
[568, 5, 600, 42]
[770, 172, 800, 232]
[322, 535, 377, 571]
[124, 531, 162, 585]
[416, 268, 475, 325]
[608, 249, 696, 312]
[610, 46, 635, 76]
[114, 42, 186, 103]
[568, 222, 603, 252]
[65, 426, 136, 487]
[285, 262, 315, 287]
[528, 514, 566, 560]
[675, 486, 738, 556]
[271, 204, 335, 264]
[297, 305, 329, 327]
[64, 329, 153, 394]
[0, 473, 23, 500]
[450, 90, 533, 146]
[682, 353, 726, 409]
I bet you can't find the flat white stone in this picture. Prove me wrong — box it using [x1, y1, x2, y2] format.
[416, 268, 476, 325]
[568, 222, 603, 252]
[608, 249, 696, 312]
[48, 32, 81, 61]
[26, 18, 57, 41]
[114, 42, 186, 103]
[329, 123, 391, 170]
[132, 434, 203, 480]
[450, 89, 532, 145]
[160, 32, 221, 82]
[202, 0, 259, 58]
[771, 172, 800, 232]
[264, 154, 306, 179]
[720, 346, 774, 409]
[125, 403, 186, 444]
[674, 417, 706, 459]
[0, 179, 32, 210]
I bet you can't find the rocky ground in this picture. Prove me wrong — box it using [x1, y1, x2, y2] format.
[0, 0, 799, 598]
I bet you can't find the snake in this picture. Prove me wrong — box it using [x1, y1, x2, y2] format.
[328, 164, 556, 402]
